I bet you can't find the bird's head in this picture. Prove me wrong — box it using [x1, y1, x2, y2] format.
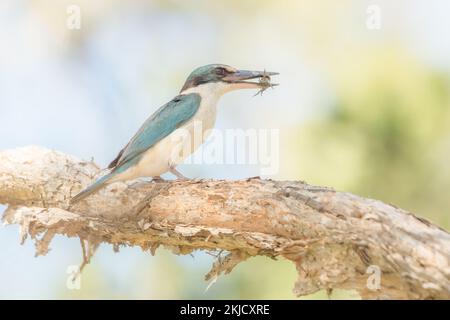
[180, 64, 278, 95]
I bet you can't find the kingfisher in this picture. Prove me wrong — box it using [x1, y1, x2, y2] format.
[70, 64, 278, 203]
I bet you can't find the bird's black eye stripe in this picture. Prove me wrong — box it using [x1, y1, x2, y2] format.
[215, 67, 227, 76]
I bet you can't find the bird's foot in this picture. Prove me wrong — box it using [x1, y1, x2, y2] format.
[129, 176, 166, 189]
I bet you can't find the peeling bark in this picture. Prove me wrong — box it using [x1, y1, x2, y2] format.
[0, 146, 449, 299]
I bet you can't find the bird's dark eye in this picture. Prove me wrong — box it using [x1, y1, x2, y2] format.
[215, 68, 227, 76]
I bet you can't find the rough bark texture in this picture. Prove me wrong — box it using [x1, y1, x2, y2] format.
[1, 146, 449, 299]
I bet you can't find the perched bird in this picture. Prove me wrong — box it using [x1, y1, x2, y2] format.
[70, 64, 278, 203]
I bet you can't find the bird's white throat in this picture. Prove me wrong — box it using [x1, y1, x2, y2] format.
[180, 81, 232, 101]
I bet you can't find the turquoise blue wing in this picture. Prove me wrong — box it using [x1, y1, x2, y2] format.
[70, 93, 201, 204]
[109, 93, 201, 173]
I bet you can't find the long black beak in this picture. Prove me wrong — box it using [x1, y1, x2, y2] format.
[223, 70, 279, 85]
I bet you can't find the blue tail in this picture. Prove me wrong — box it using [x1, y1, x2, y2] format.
[70, 173, 115, 204]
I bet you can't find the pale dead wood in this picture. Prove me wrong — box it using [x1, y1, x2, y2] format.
[0, 146, 449, 299]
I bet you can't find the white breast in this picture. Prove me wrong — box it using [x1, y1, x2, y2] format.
[111, 82, 227, 181]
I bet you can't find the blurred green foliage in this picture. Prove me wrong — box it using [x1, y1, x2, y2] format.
[293, 48, 450, 228]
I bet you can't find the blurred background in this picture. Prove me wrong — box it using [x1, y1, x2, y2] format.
[0, 0, 449, 299]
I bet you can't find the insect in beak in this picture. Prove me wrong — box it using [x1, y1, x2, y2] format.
[253, 70, 279, 97]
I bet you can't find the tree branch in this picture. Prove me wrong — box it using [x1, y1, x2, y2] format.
[1, 146, 449, 299]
